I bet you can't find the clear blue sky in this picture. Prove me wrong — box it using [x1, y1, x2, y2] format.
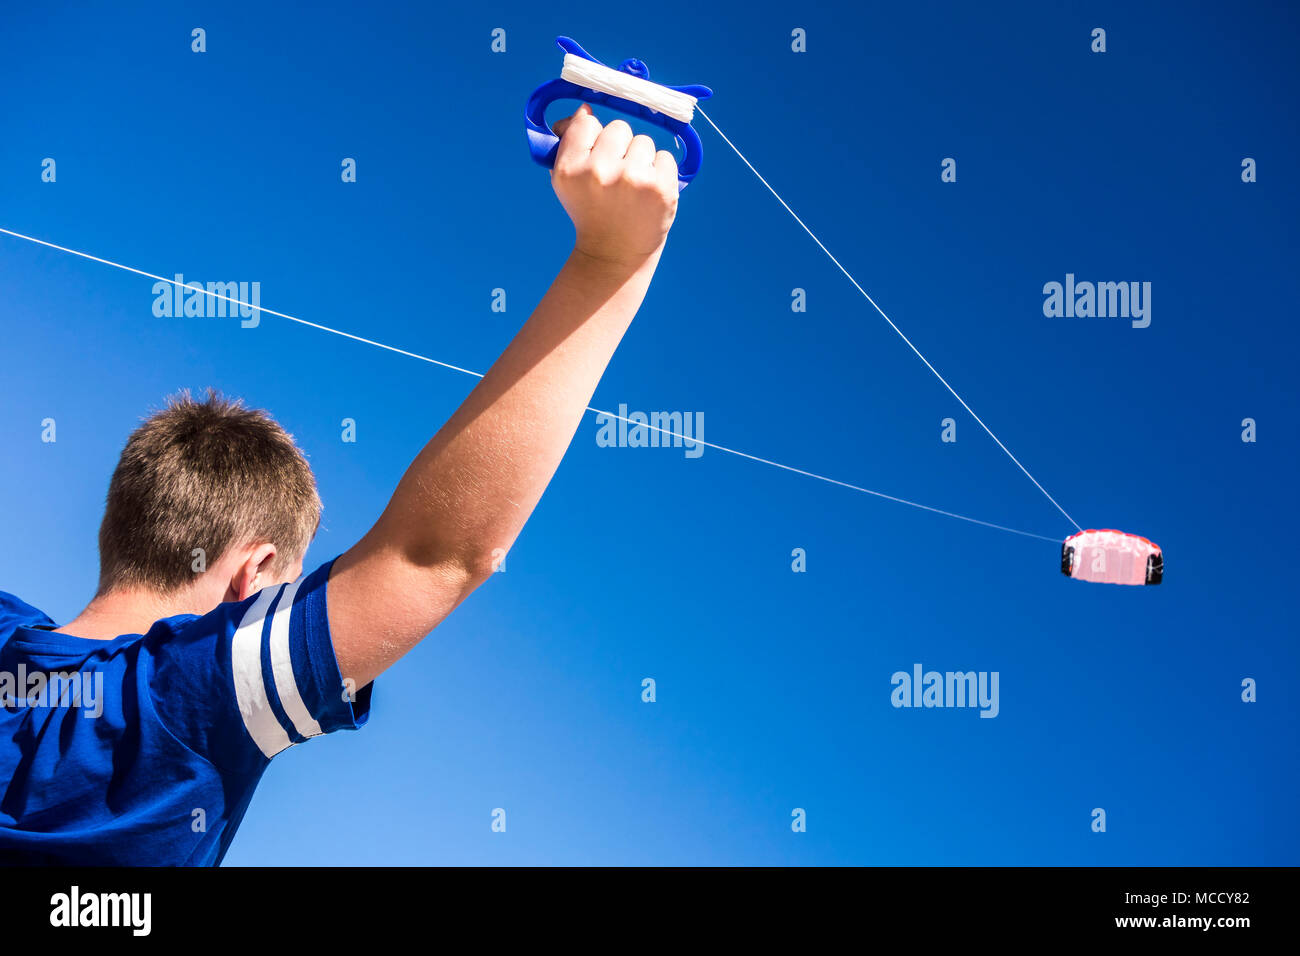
[1, 0, 1296, 864]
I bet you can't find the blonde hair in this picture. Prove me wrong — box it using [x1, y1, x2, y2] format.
[96, 389, 321, 594]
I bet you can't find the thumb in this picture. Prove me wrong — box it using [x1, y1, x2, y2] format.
[551, 103, 593, 138]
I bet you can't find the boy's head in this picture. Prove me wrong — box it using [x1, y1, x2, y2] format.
[97, 390, 321, 605]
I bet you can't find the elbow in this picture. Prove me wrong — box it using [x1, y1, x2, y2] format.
[455, 547, 506, 587]
[402, 540, 501, 596]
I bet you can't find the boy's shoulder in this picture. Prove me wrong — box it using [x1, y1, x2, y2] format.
[0, 590, 55, 633]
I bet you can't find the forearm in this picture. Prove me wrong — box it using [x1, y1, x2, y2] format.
[375, 245, 660, 574]
[328, 105, 678, 687]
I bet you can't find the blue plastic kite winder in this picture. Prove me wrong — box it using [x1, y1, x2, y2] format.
[525, 36, 713, 190]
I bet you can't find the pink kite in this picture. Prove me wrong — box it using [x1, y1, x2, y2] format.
[1061, 530, 1163, 586]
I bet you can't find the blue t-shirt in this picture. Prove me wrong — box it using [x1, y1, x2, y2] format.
[0, 558, 371, 865]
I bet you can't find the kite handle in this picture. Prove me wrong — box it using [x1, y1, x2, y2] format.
[524, 37, 710, 191]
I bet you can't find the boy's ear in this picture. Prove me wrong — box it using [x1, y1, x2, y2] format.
[225, 543, 279, 603]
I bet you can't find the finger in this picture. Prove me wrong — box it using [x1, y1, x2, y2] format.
[653, 150, 680, 193]
[554, 105, 601, 168]
[590, 119, 634, 169]
[625, 134, 657, 168]
[551, 103, 592, 139]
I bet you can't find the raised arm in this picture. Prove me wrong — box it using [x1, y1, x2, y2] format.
[327, 106, 679, 689]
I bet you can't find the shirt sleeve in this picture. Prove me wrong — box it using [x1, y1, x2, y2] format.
[148, 557, 372, 772]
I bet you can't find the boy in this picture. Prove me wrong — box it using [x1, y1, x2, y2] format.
[0, 106, 678, 864]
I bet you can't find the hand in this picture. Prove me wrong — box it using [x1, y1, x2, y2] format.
[550, 105, 680, 270]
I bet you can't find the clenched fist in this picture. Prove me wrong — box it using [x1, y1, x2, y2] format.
[551, 104, 680, 270]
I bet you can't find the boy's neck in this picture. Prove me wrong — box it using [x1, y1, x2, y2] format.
[55, 587, 207, 641]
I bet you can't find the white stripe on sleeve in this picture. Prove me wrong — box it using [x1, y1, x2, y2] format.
[231, 587, 293, 758]
[267, 576, 324, 740]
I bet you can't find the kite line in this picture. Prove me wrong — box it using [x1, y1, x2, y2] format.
[695, 106, 1083, 534]
[0, 224, 1059, 544]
